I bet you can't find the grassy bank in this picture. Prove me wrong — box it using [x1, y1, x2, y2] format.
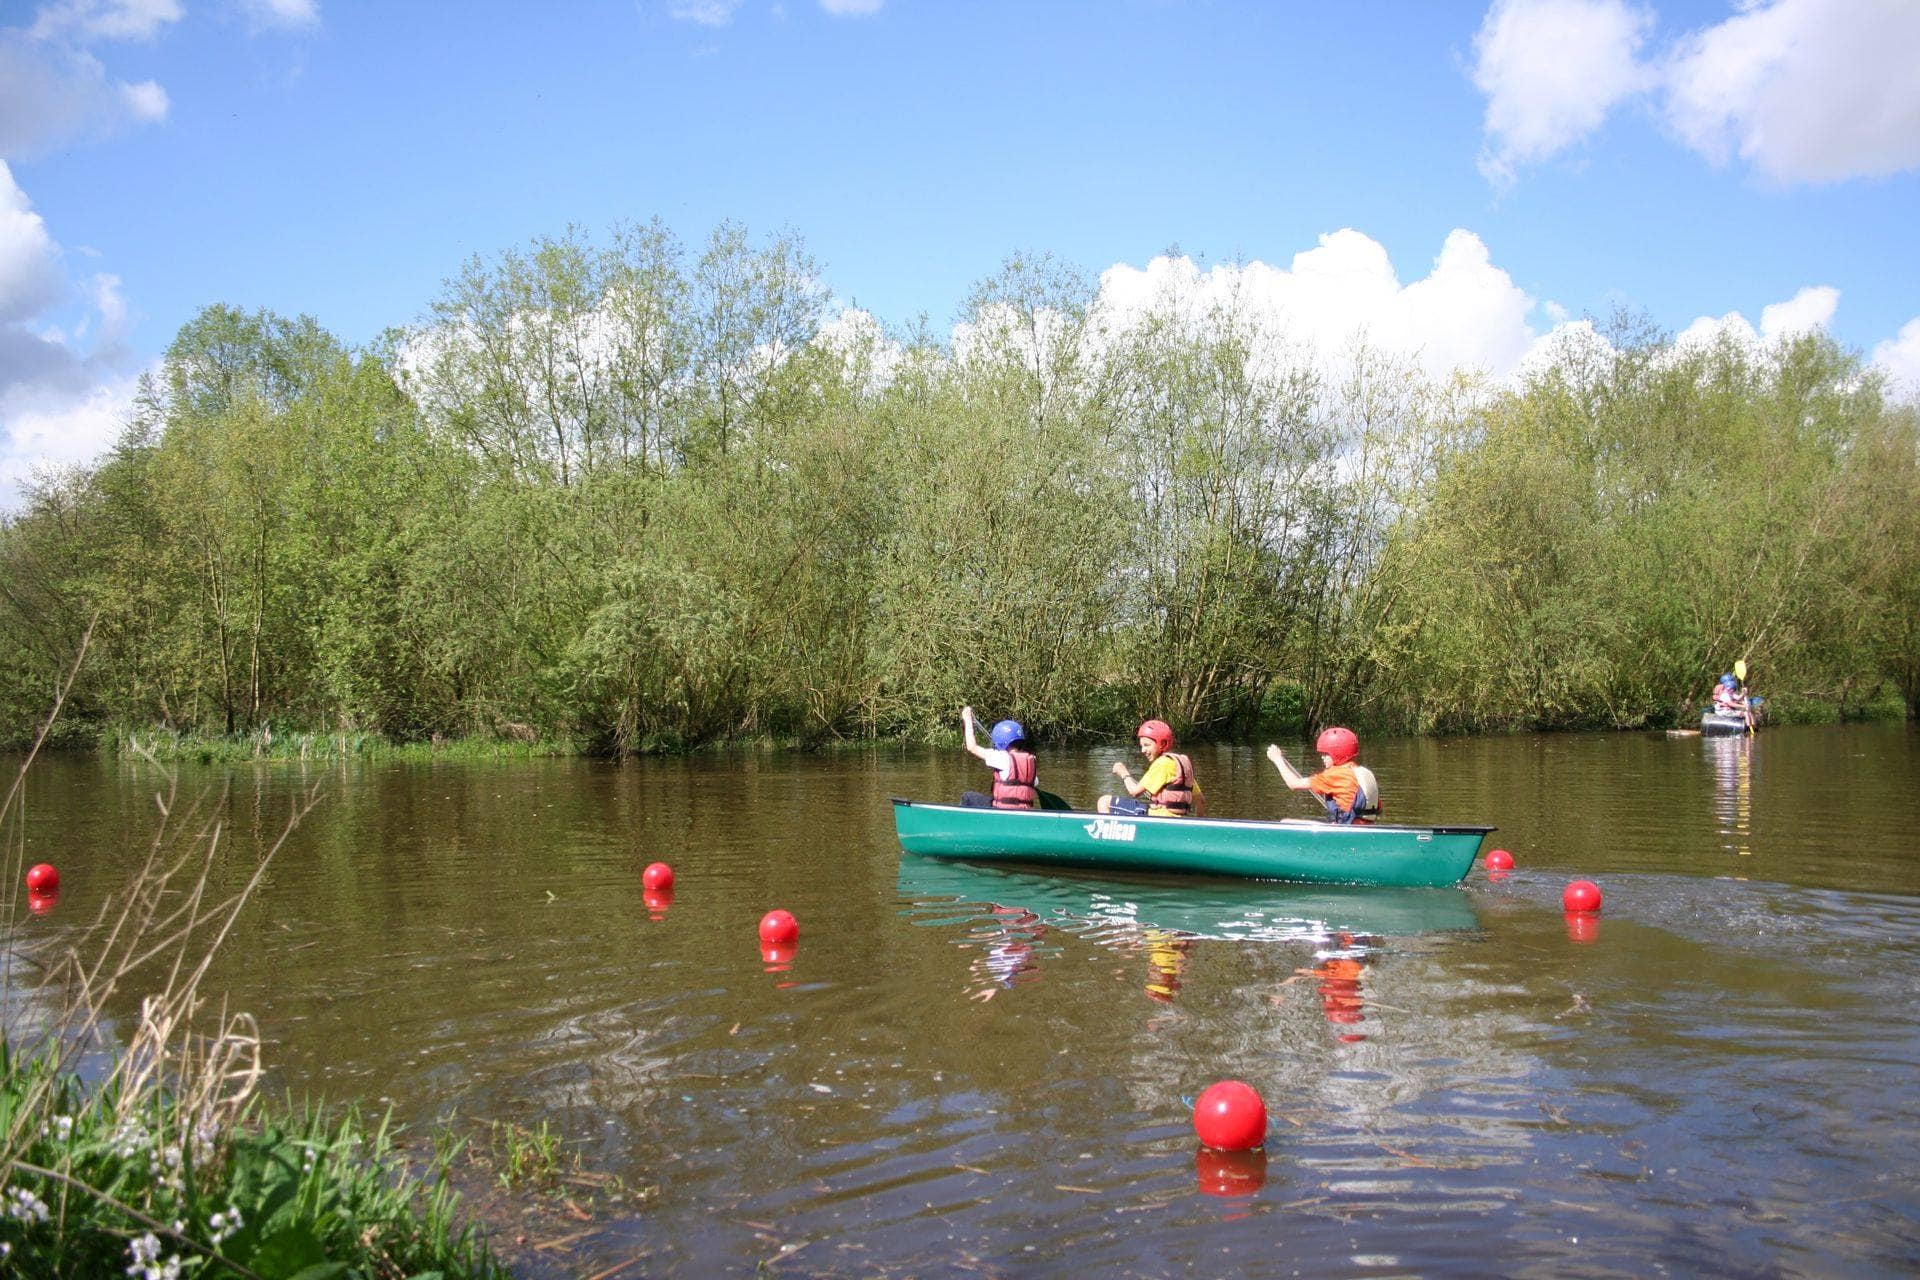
[0, 1047, 503, 1279]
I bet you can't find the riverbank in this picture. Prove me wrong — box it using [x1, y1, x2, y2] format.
[52, 690, 1911, 764]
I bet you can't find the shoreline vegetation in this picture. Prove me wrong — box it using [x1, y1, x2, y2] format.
[3, 219, 1916, 759]
[0, 654, 539, 1277]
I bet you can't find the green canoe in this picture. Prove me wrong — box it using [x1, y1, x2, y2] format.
[890, 799, 1494, 888]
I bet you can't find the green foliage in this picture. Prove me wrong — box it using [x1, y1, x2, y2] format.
[1, 221, 1915, 750]
[0, 1046, 503, 1279]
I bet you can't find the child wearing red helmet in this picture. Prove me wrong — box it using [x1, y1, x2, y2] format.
[1098, 719, 1204, 817]
[1268, 727, 1375, 824]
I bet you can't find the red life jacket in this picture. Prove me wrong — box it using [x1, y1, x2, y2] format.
[1152, 752, 1196, 815]
[991, 750, 1039, 809]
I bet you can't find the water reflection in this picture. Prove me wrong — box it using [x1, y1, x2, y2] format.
[1709, 735, 1754, 857]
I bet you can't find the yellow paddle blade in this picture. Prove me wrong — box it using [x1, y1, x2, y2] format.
[1734, 659, 1748, 682]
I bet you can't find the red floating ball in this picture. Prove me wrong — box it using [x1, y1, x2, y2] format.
[642, 861, 674, 891]
[1485, 849, 1514, 872]
[759, 909, 799, 946]
[1192, 1080, 1267, 1152]
[1562, 879, 1603, 913]
[25, 863, 58, 895]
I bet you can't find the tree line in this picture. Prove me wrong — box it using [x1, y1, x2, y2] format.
[3, 220, 1915, 754]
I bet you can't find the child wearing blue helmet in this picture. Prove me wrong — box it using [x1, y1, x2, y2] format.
[960, 706, 1040, 809]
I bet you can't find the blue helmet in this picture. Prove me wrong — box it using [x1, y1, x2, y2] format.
[989, 719, 1027, 750]
[1719, 673, 1738, 687]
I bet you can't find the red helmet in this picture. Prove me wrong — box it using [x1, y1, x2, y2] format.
[1136, 719, 1175, 750]
[1315, 726, 1358, 764]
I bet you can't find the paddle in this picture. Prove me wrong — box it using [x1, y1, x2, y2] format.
[1038, 788, 1073, 812]
[1733, 659, 1753, 733]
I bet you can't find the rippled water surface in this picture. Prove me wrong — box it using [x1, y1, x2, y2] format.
[7, 724, 1919, 1276]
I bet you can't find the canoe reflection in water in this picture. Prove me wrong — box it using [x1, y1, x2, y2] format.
[964, 903, 1049, 1001]
[898, 855, 1478, 1008]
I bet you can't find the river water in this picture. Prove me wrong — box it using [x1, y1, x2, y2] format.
[5, 724, 1919, 1277]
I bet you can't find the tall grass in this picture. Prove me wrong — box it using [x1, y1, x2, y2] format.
[1, 623, 504, 1277]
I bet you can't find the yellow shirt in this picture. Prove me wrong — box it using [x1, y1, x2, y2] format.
[1139, 753, 1202, 817]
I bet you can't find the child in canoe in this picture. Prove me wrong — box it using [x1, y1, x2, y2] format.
[1268, 727, 1379, 824]
[1098, 719, 1204, 817]
[959, 706, 1041, 809]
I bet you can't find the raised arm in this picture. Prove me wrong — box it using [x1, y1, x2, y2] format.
[961, 706, 991, 761]
[1266, 744, 1312, 791]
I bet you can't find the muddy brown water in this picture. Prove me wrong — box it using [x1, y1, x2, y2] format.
[6, 724, 1919, 1276]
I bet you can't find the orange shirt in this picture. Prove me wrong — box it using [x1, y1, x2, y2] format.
[1308, 762, 1360, 813]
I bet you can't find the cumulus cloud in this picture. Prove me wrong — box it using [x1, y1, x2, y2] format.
[1664, 0, 1920, 183]
[1871, 318, 1920, 402]
[1470, 0, 1920, 185]
[1092, 229, 1541, 385]
[0, 162, 137, 510]
[1472, 0, 1654, 183]
[1671, 284, 1841, 357]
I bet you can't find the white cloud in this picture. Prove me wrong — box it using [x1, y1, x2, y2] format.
[820, 0, 885, 14]
[1472, 0, 1653, 183]
[1758, 285, 1838, 342]
[1092, 229, 1541, 385]
[30, 0, 183, 43]
[0, 369, 142, 509]
[1671, 284, 1841, 358]
[0, 33, 169, 156]
[1871, 318, 1920, 402]
[1663, 0, 1920, 183]
[0, 164, 65, 324]
[668, 0, 742, 25]
[1470, 0, 1920, 185]
[237, 0, 321, 31]
[0, 162, 138, 511]
[119, 76, 168, 121]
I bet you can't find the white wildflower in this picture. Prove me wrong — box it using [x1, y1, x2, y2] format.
[209, 1205, 244, 1245]
[7, 1186, 49, 1223]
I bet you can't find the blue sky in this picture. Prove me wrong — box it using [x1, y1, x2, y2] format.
[3, 0, 1918, 502]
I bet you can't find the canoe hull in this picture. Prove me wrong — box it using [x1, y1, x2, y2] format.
[1700, 711, 1751, 736]
[891, 800, 1492, 888]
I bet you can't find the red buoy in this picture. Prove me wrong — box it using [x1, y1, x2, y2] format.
[642, 862, 674, 891]
[759, 909, 799, 946]
[1194, 1146, 1267, 1197]
[1562, 879, 1603, 913]
[1485, 849, 1514, 872]
[1192, 1080, 1267, 1151]
[25, 863, 58, 895]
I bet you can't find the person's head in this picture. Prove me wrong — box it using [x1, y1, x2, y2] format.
[1719, 673, 1738, 689]
[989, 719, 1027, 751]
[1136, 719, 1174, 761]
[1315, 726, 1359, 766]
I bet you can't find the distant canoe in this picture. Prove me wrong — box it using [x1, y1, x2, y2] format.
[1701, 711, 1752, 736]
[890, 799, 1493, 888]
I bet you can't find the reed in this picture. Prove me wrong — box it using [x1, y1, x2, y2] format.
[0, 626, 504, 1277]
